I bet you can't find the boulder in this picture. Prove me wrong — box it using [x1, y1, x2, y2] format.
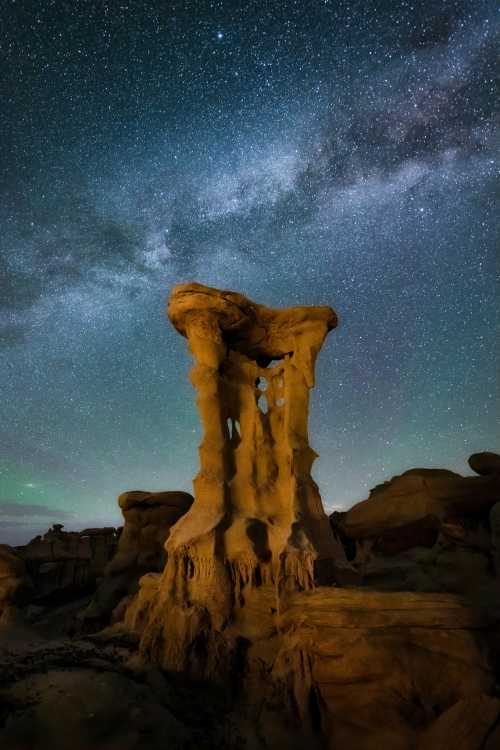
[468, 451, 500, 476]
[341, 469, 500, 539]
[115, 490, 193, 573]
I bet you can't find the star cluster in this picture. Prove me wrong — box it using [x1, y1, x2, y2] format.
[1, 0, 499, 543]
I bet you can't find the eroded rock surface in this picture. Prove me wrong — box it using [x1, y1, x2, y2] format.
[128, 282, 345, 673]
[276, 588, 500, 750]
[2, 586, 500, 750]
[83, 490, 193, 623]
[0, 545, 34, 640]
[121, 286, 500, 750]
[16, 525, 119, 604]
[330, 464, 500, 593]
[0, 545, 30, 613]
[417, 694, 500, 750]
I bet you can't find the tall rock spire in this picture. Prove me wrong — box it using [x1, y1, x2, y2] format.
[130, 283, 345, 674]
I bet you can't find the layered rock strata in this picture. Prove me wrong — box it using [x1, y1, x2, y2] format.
[15, 525, 119, 603]
[274, 588, 500, 750]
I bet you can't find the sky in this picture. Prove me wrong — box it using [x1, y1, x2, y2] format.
[1, 0, 499, 545]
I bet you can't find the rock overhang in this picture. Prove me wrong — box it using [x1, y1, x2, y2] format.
[167, 281, 338, 364]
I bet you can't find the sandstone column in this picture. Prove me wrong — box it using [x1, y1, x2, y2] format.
[133, 283, 345, 673]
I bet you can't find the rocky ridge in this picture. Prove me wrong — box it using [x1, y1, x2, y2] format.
[331, 455, 500, 594]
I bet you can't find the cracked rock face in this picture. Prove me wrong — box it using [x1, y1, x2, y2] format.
[128, 283, 346, 673]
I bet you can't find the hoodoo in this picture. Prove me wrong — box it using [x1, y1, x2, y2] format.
[127, 282, 346, 673]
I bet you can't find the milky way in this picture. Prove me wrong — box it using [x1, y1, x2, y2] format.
[1, 0, 499, 543]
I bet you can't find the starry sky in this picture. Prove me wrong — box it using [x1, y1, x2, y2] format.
[1, 0, 499, 545]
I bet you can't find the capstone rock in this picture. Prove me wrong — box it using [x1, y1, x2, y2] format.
[468, 451, 500, 476]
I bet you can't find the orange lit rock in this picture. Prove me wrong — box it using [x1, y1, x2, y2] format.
[130, 282, 345, 672]
[118, 285, 500, 749]
[278, 588, 500, 750]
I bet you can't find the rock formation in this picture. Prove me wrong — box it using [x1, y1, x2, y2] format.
[16, 524, 119, 603]
[1, 279, 499, 750]
[468, 451, 500, 476]
[330, 463, 500, 593]
[0, 545, 32, 634]
[83, 490, 193, 623]
[275, 587, 500, 750]
[127, 282, 346, 674]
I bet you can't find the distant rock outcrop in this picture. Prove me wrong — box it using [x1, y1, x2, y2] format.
[82, 490, 193, 623]
[330, 461, 500, 593]
[15, 525, 119, 604]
